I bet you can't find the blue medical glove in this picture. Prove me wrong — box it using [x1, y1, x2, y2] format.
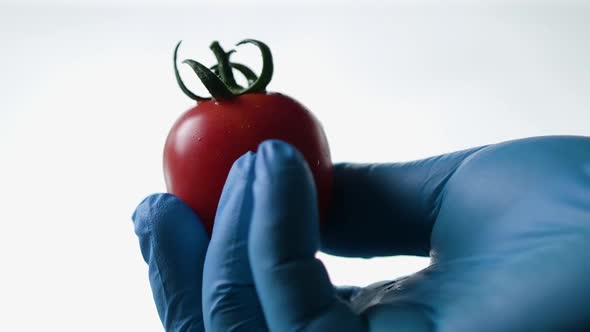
[132, 193, 209, 331]
[133, 136, 590, 331]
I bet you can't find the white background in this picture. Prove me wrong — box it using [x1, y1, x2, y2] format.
[1, 0, 589, 331]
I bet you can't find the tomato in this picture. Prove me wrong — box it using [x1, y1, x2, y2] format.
[163, 39, 332, 234]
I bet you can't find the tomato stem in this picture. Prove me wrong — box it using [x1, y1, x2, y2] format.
[210, 63, 259, 86]
[182, 59, 234, 100]
[235, 39, 274, 94]
[174, 41, 209, 102]
[173, 39, 274, 102]
[209, 41, 241, 91]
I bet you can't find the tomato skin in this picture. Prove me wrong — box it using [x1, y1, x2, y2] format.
[163, 92, 332, 233]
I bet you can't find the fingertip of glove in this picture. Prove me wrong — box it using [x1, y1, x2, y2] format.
[257, 139, 308, 176]
[231, 150, 257, 174]
[132, 193, 199, 237]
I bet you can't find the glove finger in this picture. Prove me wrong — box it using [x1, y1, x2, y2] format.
[202, 152, 266, 331]
[248, 140, 365, 332]
[132, 193, 208, 331]
[322, 146, 487, 258]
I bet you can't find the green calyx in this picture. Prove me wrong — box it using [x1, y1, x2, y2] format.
[174, 39, 274, 102]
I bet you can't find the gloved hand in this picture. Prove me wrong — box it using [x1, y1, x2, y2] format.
[132, 136, 590, 332]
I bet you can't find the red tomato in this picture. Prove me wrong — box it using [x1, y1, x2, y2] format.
[164, 40, 332, 234]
